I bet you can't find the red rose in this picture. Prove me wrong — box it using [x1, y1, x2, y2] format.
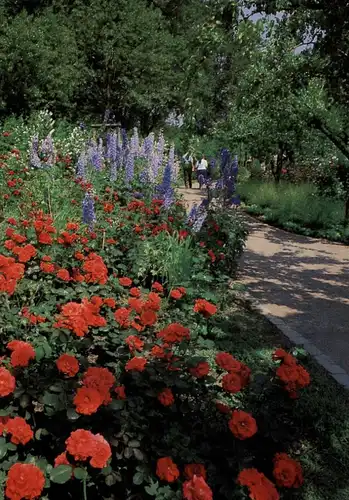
[229, 410, 257, 440]
[74, 387, 103, 415]
[5, 463, 45, 500]
[190, 361, 210, 378]
[183, 475, 213, 500]
[156, 457, 180, 482]
[273, 453, 303, 488]
[157, 388, 174, 406]
[56, 354, 79, 377]
[125, 357, 147, 372]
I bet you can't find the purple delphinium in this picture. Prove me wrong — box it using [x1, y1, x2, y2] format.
[76, 151, 87, 180]
[142, 133, 154, 160]
[121, 129, 128, 149]
[30, 135, 41, 168]
[192, 210, 207, 233]
[41, 135, 54, 166]
[82, 191, 96, 230]
[232, 154, 238, 181]
[90, 143, 102, 171]
[125, 146, 135, 185]
[186, 203, 198, 225]
[132, 127, 139, 156]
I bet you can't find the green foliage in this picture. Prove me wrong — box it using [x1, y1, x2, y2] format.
[239, 181, 349, 242]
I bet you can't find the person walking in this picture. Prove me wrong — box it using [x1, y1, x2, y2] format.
[197, 154, 208, 187]
[182, 151, 194, 188]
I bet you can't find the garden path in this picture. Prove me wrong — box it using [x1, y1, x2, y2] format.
[179, 185, 349, 375]
[240, 216, 349, 374]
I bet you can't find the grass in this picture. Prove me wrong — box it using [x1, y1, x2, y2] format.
[237, 181, 349, 243]
[217, 290, 349, 500]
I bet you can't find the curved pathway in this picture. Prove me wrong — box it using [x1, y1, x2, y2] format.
[179, 187, 349, 378]
[240, 216, 349, 376]
[179, 185, 349, 379]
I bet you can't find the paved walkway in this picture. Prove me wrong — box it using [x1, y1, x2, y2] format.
[240, 216, 349, 374]
[179, 186, 349, 375]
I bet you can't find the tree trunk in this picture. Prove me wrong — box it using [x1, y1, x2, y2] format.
[345, 197, 349, 223]
[273, 143, 285, 184]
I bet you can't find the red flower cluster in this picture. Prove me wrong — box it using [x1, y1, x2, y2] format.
[82, 366, 115, 405]
[273, 453, 303, 488]
[4, 416, 33, 445]
[183, 475, 213, 500]
[33, 211, 56, 245]
[157, 323, 190, 343]
[56, 353, 79, 377]
[5, 463, 45, 500]
[0, 254, 25, 295]
[273, 349, 310, 398]
[216, 352, 251, 393]
[190, 361, 210, 379]
[12, 243, 36, 263]
[125, 357, 147, 372]
[193, 299, 217, 318]
[65, 429, 111, 468]
[82, 252, 108, 284]
[7, 340, 35, 368]
[237, 468, 279, 500]
[229, 410, 257, 440]
[54, 297, 106, 337]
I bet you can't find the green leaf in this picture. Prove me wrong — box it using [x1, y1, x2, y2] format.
[66, 408, 80, 421]
[0, 438, 8, 460]
[6, 443, 17, 452]
[50, 465, 73, 484]
[73, 468, 88, 480]
[35, 346, 45, 362]
[133, 471, 144, 485]
[109, 399, 125, 410]
[145, 479, 159, 496]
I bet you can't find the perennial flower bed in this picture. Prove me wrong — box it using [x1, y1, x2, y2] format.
[0, 127, 312, 500]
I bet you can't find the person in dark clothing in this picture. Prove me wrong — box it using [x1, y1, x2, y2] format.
[182, 151, 194, 188]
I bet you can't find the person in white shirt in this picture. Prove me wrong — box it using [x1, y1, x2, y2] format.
[197, 155, 208, 186]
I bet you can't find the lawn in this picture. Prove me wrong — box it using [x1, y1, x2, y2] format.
[0, 124, 348, 500]
[238, 181, 349, 243]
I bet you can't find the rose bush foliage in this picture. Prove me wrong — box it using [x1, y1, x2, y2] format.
[0, 130, 309, 500]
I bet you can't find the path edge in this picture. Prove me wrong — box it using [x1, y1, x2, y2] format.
[233, 288, 349, 390]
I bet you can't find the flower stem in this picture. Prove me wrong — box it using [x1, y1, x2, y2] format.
[83, 477, 88, 500]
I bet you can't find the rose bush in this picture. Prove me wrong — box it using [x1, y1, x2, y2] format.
[0, 127, 312, 500]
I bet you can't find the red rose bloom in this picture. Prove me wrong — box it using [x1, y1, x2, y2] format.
[229, 410, 257, 440]
[56, 268, 70, 281]
[40, 261, 55, 273]
[157, 323, 190, 343]
[157, 388, 174, 406]
[66, 429, 96, 461]
[0, 367, 16, 396]
[5, 463, 45, 500]
[12, 244, 37, 263]
[125, 335, 144, 352]
[170, 289, 183, 300]
[237, 468, 280, 500]
[184, 464, 207, 480]
[56, 354, 79, 377]
[183, 475, 213, 500]
[89, 433, 112, 468]
[6, 417, 33, 445]
[152, 281, 163, 293]
[144, 292, 161, 311]
[215, 352, 241, 372]
[156, 457, 180, 482]
[114, 308, 131, 328]
[74, 387, 103, 415]
[103, 298, 116, 309]
[140, 309, 157, 326]
[130, 287, 141, 297]
[222, 372, 243, 394]
[193, 299, 217, 317]
[7, 340, 35, 368]
[119, 277, 132, 287]
[125, 357, 147, 372]
[82, 367, 115, 405]
[273, 453, 303, 488]
[54, 452, 70, 467]
[190, 361, 210, 378]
